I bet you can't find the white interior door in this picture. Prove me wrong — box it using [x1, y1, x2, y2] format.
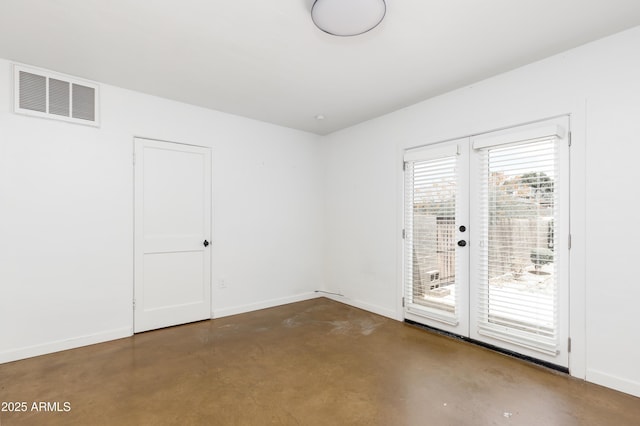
[134, 138, 211, 333]
[404, 117, 570, 369]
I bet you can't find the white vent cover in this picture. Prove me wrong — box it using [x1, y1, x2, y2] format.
[14, 65, 99, 126]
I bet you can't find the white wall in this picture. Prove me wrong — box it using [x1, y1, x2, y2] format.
[2, 26, 640, 399]
[0, 58, 324, 363]
[323, 26, 640, 397]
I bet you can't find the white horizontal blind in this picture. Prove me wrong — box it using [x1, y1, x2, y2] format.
[476, 137, 560, 354]
[404, 153, 459, 324]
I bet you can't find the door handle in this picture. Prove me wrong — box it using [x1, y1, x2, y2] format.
[203, 240, 210, 247]
[457, 240, 467, 247]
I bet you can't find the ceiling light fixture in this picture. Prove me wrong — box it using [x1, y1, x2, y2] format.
[311, 0, 386, 37]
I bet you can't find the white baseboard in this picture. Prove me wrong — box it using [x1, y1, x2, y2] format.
[1, 294, 322, 364]
[0, 294, 396, 364]
[212, 292, 321, 319]
[323, 294, 399, 320]
[0, 327, 132, 364]
[587, 369, 640, 398]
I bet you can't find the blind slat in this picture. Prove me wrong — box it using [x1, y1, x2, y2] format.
[475, 138, 559, 352]
[404, 150, 459, 324]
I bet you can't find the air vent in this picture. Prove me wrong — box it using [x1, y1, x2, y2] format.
[14, 65, 100, 126]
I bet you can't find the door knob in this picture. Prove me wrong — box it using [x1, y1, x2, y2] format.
[457, 240, 467, 247]
[203, 240, 210, 247]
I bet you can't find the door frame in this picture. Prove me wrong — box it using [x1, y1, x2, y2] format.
[133, 136, 213, 332]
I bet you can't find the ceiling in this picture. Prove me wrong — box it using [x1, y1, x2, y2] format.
[1, 1, 640, 135]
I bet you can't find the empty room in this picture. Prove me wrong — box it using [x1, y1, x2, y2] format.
[1, 0, 640, 424]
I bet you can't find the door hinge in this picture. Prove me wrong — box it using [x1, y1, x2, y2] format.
[568, 234, 572, 250]
[568, 337, 572, 353]
[568, 131, 572, 147]
[402, 229, 406, 239]
[133, 298, 136, 310]
[402, 161, 407, 171]
[402, 297, 405, 308]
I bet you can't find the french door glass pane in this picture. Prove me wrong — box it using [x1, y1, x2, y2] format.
[405, 155, 459, 323]
[477, 138, 559, 354]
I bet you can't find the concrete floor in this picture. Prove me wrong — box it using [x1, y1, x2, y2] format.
[1, 298, 639, 425]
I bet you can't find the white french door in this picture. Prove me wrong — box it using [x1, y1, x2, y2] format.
[403, 139, 470, 336]
[404, 117, 570, 368]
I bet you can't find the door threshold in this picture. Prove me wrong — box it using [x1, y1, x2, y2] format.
[404, 319, 569, 374]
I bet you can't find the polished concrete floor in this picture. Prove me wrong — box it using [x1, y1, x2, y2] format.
[1, 298, 639, 425]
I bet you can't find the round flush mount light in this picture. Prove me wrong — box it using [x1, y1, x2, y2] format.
[311, 0, 386, 37]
